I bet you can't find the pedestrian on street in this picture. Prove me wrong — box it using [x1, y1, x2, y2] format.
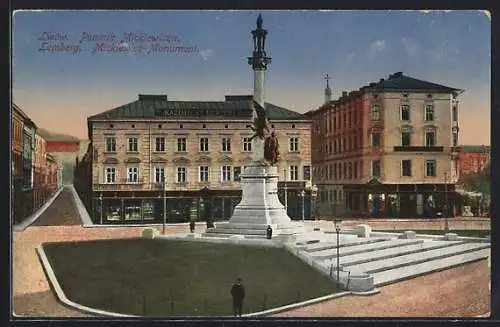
[230, 277, 245, 317]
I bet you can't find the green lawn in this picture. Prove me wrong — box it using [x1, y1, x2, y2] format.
[374, 229, 490, 238]
[43, 239, 339, 316]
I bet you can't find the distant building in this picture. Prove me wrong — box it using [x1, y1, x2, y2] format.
[74, 94, 312, 224]
[44, 135, 80, 185]
[306, 72, 463, 218]
[12, 104, 60, 223]
[456, 145, 490, 181]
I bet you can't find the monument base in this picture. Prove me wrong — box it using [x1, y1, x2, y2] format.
[204, 164, 306, 239]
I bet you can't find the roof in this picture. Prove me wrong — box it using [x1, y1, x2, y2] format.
[13, 103, 37, 128]
[456, 145, 490, 153]
[365, 72, 462, 93]
[88, 94, 309, 122]
[310, 72, 463, 116]
[37, 128, 80, 142]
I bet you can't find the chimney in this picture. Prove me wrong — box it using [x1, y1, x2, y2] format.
[379, 78, 385, 83]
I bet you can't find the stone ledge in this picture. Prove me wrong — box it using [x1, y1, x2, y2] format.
[36, 245, 138, 318]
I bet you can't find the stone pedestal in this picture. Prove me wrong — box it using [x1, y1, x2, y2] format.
[204, 164, 305, 238]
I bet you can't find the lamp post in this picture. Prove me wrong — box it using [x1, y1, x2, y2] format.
[300, 190, 305, 222]
[163, 177, 167, 235]
[99, 192, 103, 225]
[311, 185, 318, 223]
[334, 218, 342, 288]
[283, 168, 288, 213]
[444, 171, 449, 232]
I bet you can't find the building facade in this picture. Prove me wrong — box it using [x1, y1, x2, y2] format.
[45, 139, 81, 185]
[12, 104, 61, 223]
[456, 145, 490, 180]
[12, 104, 29, 223]
[308, 72, 462, 218]
[74, 94, 312, 224]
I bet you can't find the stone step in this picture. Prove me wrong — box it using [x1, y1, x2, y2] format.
[305, 237, 392, 253]
[371, 248, 490, 286]
[308, 239, 425, 260]
[212, 222, 269, 230]
[201, 233, 267, 239]
[337, 241, 467, 267]
[353, 243, 490, 275]
[205, 228, 268, 236]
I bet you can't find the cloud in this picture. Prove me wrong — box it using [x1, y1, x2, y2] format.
[430, 40, 459, 63]
[400, 37, 419, 56]
[199, 49, 214, 60]
[368, 40, 386, 58]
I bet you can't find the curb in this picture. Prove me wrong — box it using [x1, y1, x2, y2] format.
[68, 185, 93, 226]
[13, 187, 64, 232]
[36, 245, 139, 318]
[242, 291, 352, 317]
[36, 242, 373, 318]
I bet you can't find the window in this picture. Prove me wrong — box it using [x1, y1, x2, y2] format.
[402, 160, 412, 177]
[371, 133, 381, 148]
[401, 132, 411, 147]
[372, 160, 381, 178]
[289, 137, 299, 152]
[425, 131, 436, 147]
[127, 137, 138, 152]
[221, 138, 231, 152]
[221, 165, 232, 182]
[234, 166, 242, 181]
[243, 137, 252, 152]
[177, 138, 187, 152]
[199, 166, 209, 182]
[333, 163, 337, 180]
[343, 163, 347, 179]
[126, 167, 139, 183]
[354, 162, 358, 179]
[452, 105, 458, 122]
[303, 165, 311, 180]
[371, 104, 380, 121]
[154, 167, 165, 183]
[425, 104, 434, 121]
[348, 162, 353, 179]
[426, 160, 436, 177]
[289, 165, 299, 181]
[105, 167, 116, 183]
[452, 132, 458, 147]
[400, 104, 411, 121]
[199, 137, 209, 152]
[176, 167, 187, 183]
[155, 137, 165, 152]
[353, 135, 357, 150]
[105, 137, 116, 153]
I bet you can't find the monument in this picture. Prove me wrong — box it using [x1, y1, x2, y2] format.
[205, 14, 305, 238]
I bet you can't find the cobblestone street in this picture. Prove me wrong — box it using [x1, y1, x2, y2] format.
[12, 188, 491, 318]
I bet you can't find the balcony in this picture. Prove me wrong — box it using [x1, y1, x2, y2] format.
[393, 146, 444, 152]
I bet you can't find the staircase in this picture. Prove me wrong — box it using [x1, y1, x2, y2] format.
[285, 229, 490, 292]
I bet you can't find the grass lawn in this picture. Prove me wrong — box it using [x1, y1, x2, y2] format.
[374, 229, 490, 238]
[42, 239, 340, 316]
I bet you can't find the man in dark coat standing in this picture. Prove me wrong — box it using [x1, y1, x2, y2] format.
[230, 277, 245, 317]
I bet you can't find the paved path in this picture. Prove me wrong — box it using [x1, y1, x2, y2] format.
[12, 193, 491, 317]
[31, 189, 82, 226]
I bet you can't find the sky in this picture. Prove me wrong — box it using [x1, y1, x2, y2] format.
[12, 10, 490, 145]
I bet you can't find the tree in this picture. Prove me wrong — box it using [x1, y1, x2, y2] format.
[462, 163, 490, 195]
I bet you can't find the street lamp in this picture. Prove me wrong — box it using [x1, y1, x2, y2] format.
[444, 171, 449, 232]
[311, 184, 318, 221]
[300, 190, 305, 222]
[99, 192, 103, 225]
[283, 168, 288, 213]
[333, 218, 342, 288]
[163, 176, 167, 235]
